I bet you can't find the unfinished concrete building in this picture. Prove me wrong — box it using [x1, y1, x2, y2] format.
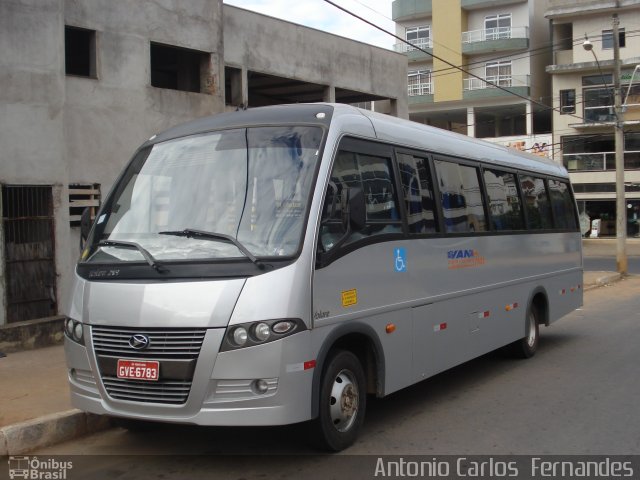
[0, 0, 408, 329]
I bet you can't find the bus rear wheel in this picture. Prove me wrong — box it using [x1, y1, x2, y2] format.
[509, 305, 539, 358]
[311, 349, 366, 451]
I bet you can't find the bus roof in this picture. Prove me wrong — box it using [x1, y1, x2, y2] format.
[346, 105, 566, 178]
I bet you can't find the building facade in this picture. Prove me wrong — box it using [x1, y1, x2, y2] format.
[0, 0, 408, 325]
[392, 0, 552, 153]
[546, 0, 640, 236]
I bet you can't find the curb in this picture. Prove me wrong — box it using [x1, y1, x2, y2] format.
[0, 410, 113, 456]
[584, 272, 623, 291]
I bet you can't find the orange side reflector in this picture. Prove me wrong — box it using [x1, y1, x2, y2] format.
[385, 323, 396, 334]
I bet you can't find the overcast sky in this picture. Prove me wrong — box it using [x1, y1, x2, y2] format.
[223, 0, 396, 49]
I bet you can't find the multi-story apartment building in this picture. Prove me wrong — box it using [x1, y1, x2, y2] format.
[546, 0, 640, 236]
[392, 0, 552, 154]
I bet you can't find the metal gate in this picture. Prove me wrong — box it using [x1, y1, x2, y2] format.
[1, 185, 57, 323]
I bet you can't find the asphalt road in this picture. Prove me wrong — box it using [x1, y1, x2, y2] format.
[26, 276, 640, 479]
[584, 255, 640, 274]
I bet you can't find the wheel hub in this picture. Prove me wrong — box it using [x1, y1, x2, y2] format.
[329, 370, 359, 432]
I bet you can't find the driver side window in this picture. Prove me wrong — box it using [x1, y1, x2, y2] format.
[319, 145, 401, 252]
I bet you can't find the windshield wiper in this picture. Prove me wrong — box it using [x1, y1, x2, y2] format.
[98, 240, 169, 273]
[159, 229, 265, 269]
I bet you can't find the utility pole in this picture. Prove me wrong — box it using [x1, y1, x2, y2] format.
[613, 13, 627, 274]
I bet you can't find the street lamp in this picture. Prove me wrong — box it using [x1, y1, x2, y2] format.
[583, 16, 627, 274]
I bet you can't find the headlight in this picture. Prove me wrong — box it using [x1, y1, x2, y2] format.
[232, 327, 248, 346]
[73, 323, 84, 342]
[65, 318, 75, 336]
[64, 318, 85, 345]
[254, 323, 271, 342]
[221, 318, 306, 352]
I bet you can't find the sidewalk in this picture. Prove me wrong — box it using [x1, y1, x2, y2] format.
[0, 345, 112, 456]
[0, 270, 625, 455]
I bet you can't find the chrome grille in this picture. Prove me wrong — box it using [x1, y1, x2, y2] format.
[91, 326, 206, 359]
[91, 325, 207, 405]
[102, 376, 191, 404]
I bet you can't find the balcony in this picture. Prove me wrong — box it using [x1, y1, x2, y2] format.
[584, 106, 616, 124]
[393, 38, 433, 61]
[391, 0, 432, 22]
[463, 74, 530, 99]
[553, 49, 573, 66]
[409, 82, 432, 96]
[564, 151, 640, 172]
[462, 26, 529, 55]
[408, 82, 434, 104]
[461, 0, 525, 9]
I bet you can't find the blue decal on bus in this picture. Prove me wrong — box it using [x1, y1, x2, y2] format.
[394, 247, 407, 272]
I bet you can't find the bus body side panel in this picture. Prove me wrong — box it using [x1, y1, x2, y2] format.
[312, 232, 582, 395]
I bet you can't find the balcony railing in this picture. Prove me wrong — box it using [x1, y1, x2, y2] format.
[393, 38, 433, 53]
[408, 82, 433, 96]
[463, 74, 529, 91]
[462, 26, 528, 44]
[564, 151, 640, 171]
[584, 105, 616, 123]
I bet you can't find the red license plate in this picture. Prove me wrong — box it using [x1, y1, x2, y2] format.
[117, 359, 159, 381]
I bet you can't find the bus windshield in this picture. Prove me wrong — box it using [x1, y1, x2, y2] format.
[83, 126, 323, 264]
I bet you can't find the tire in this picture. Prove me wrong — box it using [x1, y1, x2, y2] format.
[509, 305, 540, 359]
[311, 349, 366, 451]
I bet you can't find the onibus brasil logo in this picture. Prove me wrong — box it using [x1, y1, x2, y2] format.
[8, 456, 73, 479]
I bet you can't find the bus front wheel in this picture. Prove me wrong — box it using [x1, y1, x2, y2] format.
[312, 349, 366, 451]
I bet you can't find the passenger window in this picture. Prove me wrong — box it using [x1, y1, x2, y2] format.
[434, 160, 487, 233]
[320, 149, 401, 251]
[548, 180, 578, 230]
[397, 153, 438, 234]
[483, 169, 524, 231]
[520, 175, 553, 230]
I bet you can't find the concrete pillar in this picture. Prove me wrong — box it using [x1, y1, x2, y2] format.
[494, 115, 502, 137]
[388, 99, 399, 117]
[467, 107, 475, 138]
[241, 67, 249, 108]
[526, 101, 533, 136]
[323, 85, 336, 103]
[227, 68, 244, 107]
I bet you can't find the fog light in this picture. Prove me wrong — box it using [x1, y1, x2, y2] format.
[73, 322, 83, 342]
[252, 379, 269, 394]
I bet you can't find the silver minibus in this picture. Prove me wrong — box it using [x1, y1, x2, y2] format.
[65, 104, 583, 450]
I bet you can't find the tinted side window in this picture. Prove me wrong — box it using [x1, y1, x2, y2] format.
[548, 180, 578, 230]
[434, 160, 487, 234]
[483, 169, 524, 231]
[320, 150, 401, 251]
[520, 175, 553, 229]
[397, 153, 438, 234]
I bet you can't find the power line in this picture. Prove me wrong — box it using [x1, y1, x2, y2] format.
[322, 0, 586, 124]
[428, 30, 640, 80]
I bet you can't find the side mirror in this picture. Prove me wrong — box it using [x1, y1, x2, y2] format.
[79, 207, 92, 250]
[347, 187, 366, 231]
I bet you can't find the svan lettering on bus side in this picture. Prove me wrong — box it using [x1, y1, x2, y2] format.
[447, 249, 477, 259]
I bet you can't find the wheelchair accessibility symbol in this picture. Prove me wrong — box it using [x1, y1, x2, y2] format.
[394, 247, 407, 272]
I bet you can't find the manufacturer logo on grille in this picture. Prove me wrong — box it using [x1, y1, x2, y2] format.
[128, 334, 151, 350]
